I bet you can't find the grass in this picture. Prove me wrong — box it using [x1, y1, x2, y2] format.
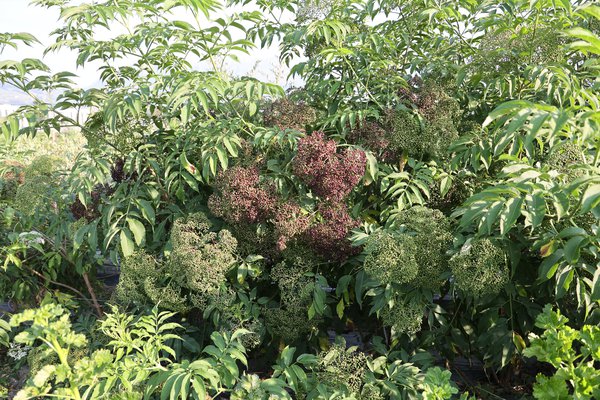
[3, 129, 87, 170]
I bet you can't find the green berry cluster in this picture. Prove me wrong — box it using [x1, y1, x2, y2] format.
[83, 112, 147, 154]
[316, 343, 370, 394]
[545, 142, 587, 182]
[364, 207, 453, 290]
[204, 288, 265, 350]
[263, 98, 317, 133]
[115, 212, 238, 313]
[363, 232, 419, 285]
[476, 28, 565, 75]
[380, 299, 425, 335]
[264, 258, 318, 343]
[384, 81, 461, 159]
[167, 213, 237, 297]
[384, 109, 423, 157]
[449, 238, 509, 298]
[396, 206, 453, 289]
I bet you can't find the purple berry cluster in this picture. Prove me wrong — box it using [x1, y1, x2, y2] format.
[272, 201, 311, 251]
[208, 166, 278, 224]
[292, 131, 366, 261]
[293, 131, 366, 202]
[209, 132, 366, 261]
[306, 202, 360, 261]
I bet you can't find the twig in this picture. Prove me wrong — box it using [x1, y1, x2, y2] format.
[82, 272, 103, 317]
[26, 266, 89, 304]
[34, 229, 104, 318]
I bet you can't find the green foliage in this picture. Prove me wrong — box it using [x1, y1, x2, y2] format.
[271, 342, 462, 400]
[421, 367, 460, 400]
[5, 155, 63, 216]
[9, 303, 91, 399]
[2, 0, 600, 395]
[22, 155, 63, 178]
[231, 373, 291, 399]
[6, 301, 262, 400]
[524, 305, 600, 400]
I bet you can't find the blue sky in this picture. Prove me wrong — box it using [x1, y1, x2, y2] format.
[0, 0, 291, 89]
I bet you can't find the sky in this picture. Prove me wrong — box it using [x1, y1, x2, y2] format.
[0, 0, 292, 92]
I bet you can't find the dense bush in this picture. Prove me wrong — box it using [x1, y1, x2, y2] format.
[1, 0, 599, 397]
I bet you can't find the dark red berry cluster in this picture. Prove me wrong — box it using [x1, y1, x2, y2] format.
[293, 131, 366, 202]
[208, 166, 278, 225]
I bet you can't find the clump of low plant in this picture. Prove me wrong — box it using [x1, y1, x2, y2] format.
[524, 305, 600, 400]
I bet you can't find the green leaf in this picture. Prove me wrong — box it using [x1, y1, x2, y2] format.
[580, 184, 600, 214]
[591, 267, 600, 302]
[0, 319, 10, 347]
[538, 250, 563, 281]
[532, 375, 570, 399]
[525, 192, 546, 230]
[248, 101, 257, 116]
[500, 197, 523, 235]
[563, 236, 586, 264]
[191, 377, 206, 400]
[180, 153, 200, 177]
[215, 145, 228, 170]
[440, 175, 452, 197]
[137, 199, 156, 224]
[127, 218, 146, 246]
[222, 137, 238, 157]
[120, 229, 135, 257]
[73, 224, 88, 251]
[578, 4, 600, 20]
[482, 201, 503, 235]
[336, 299, 345, 319]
